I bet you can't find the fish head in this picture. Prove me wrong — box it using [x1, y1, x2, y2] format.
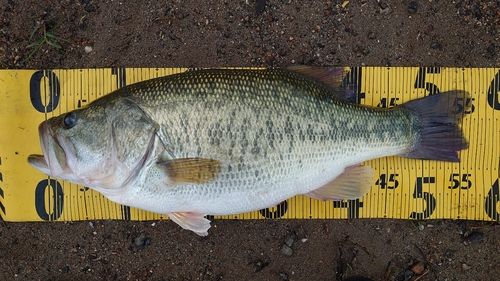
[28, 98, 158, 191]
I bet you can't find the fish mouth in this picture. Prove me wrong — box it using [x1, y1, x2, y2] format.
[28, 121, 76, 178]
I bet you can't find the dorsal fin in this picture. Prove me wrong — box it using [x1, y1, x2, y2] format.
[285, 66, 356, 102]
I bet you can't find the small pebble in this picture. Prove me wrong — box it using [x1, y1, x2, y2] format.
[465, 231, 484, 244]
[408, 1, 418, 14]
[251, 259, 270, 272]
[281, 244, 293, 256]
[294, 226, 307, 240]
[133, 233, 151, 250]
[411, 261, 425, 275]
[458, 221, 467, 229]
[487, 44, 495, 53]
[255, 0, 266, 15]
[84, 46, 93, 53]
[396, 270, 414, 281]
[278, 272, 289, 280]
[84, 5, 96, 12]
[284, 232, 297, 247]
[431, 42, 441, 49]
[445, 250, 455, 259]
[60, 265, 70, 273]
[380, 7, 391, 14]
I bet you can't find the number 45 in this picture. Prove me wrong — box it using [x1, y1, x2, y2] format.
[375, 173, 399, 189]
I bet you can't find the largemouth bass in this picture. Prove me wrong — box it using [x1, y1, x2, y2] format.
[28, 67, 469, 236]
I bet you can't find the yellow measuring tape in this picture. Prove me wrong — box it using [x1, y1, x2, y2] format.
[0, 67, 499, 222]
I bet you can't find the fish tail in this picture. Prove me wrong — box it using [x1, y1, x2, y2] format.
[400, 91, 470, 162]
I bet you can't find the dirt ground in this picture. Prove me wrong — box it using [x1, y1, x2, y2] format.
[1, 0, 500, 280]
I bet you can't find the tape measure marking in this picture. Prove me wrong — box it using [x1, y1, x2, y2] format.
[0, 67, 499, 222]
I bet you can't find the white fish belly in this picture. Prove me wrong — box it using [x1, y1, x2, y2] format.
[114, 139, 405, 216]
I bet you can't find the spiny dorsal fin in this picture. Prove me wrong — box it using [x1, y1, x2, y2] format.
[285, 66, 356, 102]
[159, 158, 221, 185]
[285, 66, 344, 90]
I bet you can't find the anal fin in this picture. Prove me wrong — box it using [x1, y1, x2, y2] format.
[304, 165, 374, 201]
[168, 212, 211, 236]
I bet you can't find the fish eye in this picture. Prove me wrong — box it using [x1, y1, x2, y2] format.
[63, 111, 77, 128]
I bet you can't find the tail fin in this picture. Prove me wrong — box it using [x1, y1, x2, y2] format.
[400, 91, 470, 162]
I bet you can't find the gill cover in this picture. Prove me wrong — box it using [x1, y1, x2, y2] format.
[28, 97, 159, 190]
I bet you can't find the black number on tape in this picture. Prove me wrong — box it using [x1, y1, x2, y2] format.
[259, 200, 288, 219]
[453, 98, 475, 114]
[29, 70, 60, 113]
[375, 173, 399, 189]
[35, 179, 64, 221]
[377, 98, 399, 108]
[448, 173, 472, 189]
[414, 67, 441, 95]
[410, 177, 436, 220]
[333, 199, 363, 219]
[485, 179, 500, 220]
[487, 70, 500, 110]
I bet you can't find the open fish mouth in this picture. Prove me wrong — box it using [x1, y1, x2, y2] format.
[28, 121, 75, 177]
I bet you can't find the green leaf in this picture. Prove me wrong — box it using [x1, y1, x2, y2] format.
[46, 31, 71, 44]
[46, 40, 62, 49]
[23, 44, 43, 63]
[29, 24, 43, 40]
[27, 38, 44, 48]
[45, 33, 58, 39]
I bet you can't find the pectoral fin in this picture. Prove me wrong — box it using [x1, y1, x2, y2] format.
[159, 158, 221, 185]
[168, 212, 211, 236]
[304, 165, 374, 201]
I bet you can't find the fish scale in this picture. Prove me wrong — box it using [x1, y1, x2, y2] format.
[28, 68, 468, 236]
